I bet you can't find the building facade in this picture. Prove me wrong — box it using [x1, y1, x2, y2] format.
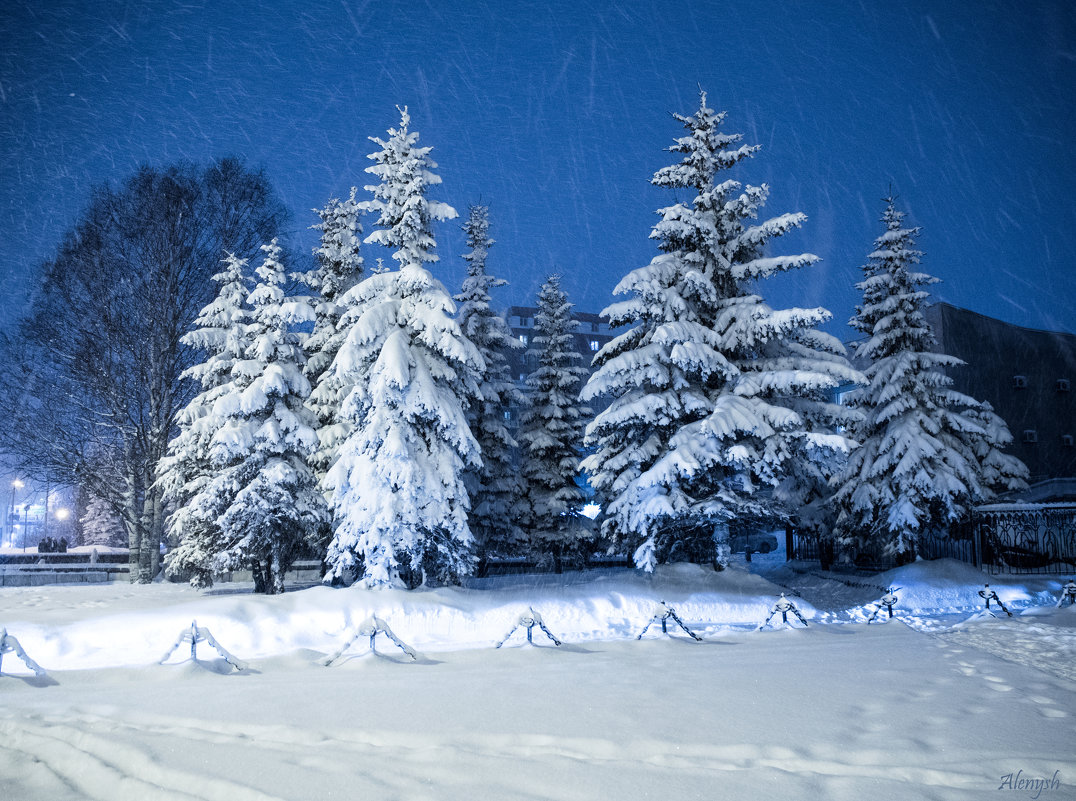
[924, 302, 1075, 488]
[504, 305, 614, 384]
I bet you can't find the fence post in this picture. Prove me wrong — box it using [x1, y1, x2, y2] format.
[973, 515, 982, 571]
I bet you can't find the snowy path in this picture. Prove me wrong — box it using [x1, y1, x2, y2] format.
[2, 561, 1075, 800]
[3, 621, 1075, 800]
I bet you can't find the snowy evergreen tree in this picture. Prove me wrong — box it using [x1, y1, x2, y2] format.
[831, 199, 1027, 560]
[302, 188, 365, 477]
[323, 107, 483, 589]
[160, 252, 252, 580]
[79, 494, 126, 548]
[453, 204, 526, 561]
[963, 402, 1028, 497]
[582, 90, 859, 572]
[520, 274, 592, 571]
[358, 106, 458, 268]
[168, 240, 327, 592]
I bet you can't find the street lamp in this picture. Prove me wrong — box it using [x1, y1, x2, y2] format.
[7, 479, 23, 549]
[56, 508, 70, 549]
[18, 503, 30, 552]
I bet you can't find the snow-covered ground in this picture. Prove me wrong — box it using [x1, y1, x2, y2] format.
[2, 557, 1075, 800]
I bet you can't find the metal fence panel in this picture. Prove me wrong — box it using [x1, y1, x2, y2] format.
[787, 505, 1076, 575]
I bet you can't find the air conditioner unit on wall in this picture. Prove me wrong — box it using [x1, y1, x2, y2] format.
[1057, 378, 1071, 392]
[1013, 375, 1028, 389]
[1063, 434, 1075, 448]
[1022, 429, 1038, 444]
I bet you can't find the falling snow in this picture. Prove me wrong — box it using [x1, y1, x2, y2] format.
[1, 1, 1074, 335]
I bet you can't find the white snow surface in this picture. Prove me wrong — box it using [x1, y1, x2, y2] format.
[2, 557, 1075, 800]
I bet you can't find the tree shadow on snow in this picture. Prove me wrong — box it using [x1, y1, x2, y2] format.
[159, 658, 261, 676]
[327, 651, 443, 667]
[202, 582, 323, 598]
[0, 672, 60, 688]
[638, 635, 739, 648]
[202, 586, 257, 597]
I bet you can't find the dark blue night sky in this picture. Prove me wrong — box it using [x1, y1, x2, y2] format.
[2, 0, 1074, 336]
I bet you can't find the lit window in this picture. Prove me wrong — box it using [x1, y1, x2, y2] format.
[589, 340, 600, 351]
[519, 334, 528, 345]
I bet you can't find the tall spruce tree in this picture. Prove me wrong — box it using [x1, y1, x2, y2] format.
[323, 107, 483, 588]
[521, 274, 591, 571]
[160, 252, 252, 586]
[454, 205, 526, 561]
[168, 240, 327, 592]
[302, 189, 365, 477]
[582, 90, 859, 571]
[831, 199, 1027, 560]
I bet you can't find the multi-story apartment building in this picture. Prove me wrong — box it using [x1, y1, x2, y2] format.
[922, 303, 1075, 494]
[504, 305, 615, 384]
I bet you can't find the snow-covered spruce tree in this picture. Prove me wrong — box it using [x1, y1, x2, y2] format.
[171, 240, 327, 593]
[963, 402, 1028, 497]
[582, 90, 859, 572]
[79, 494, 126, 548]
[160, 253, 252, 587]
[453, 204, 526, 563]
[520, 274, 592, 572]
[323, 106, 483, 589]
[301, 188, 365, 478]
[831, 199, 1026, 561]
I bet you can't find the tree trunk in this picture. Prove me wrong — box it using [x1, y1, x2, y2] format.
[124, 459, 143, 583]
[250, 559, 267, 594]
[268, 549, 285, 595]
[148, 482, 165, 579]
[138, 492, 156, 584]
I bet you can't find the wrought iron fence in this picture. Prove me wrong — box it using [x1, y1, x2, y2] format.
[789, 530, 821, 562]
[788, 504, 1076, 575]
[916, 530, 978, 565]
[974, 505, 1076, 575]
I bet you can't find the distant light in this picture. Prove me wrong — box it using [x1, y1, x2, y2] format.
[55, 508, 70, 521]
[581, 503, 600, 520]
[12, 479, 23, 489]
